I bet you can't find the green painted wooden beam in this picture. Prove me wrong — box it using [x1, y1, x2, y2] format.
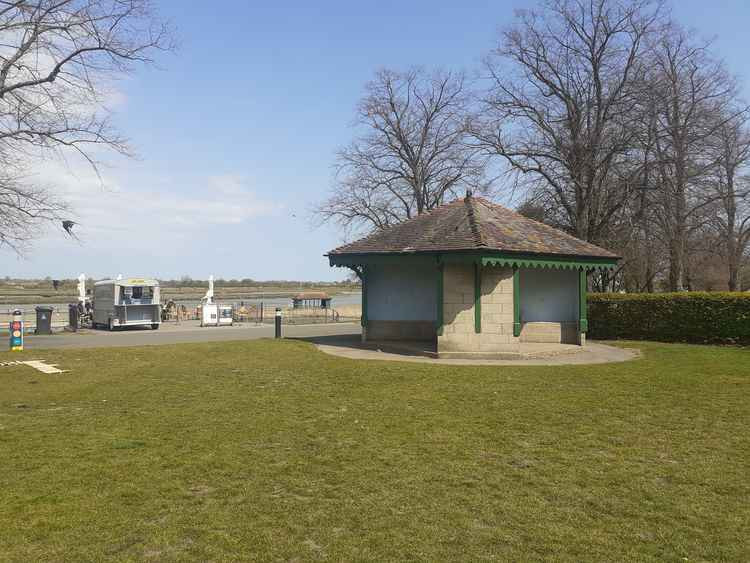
[436, 263, 444, 336]
[360, 266, 368, 328]
[474, 262, 481, 333]
[579, 268, 588, 333]
[513, 267, 521, 337]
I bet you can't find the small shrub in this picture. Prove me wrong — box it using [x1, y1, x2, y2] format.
[588, 292, 750, 345]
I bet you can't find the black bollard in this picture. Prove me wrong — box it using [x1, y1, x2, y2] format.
[274, 307, 282, 338]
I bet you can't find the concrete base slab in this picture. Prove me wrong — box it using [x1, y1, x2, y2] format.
[437, 342, 582, 360]
[309, 335, 639, 365]
[356, 339, 438, 358]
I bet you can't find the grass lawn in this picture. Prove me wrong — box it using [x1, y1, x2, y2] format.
[0, 340, 748, 561]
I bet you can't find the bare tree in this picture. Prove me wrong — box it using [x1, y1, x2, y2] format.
[708, 111, 750, 290]
[316, 68, 490, 234]
[474, 0, 664, 244]
[646, 25, 739, 290]
[0, 171, 61, 251]
[0, 0, 171, 252]
[608, 77, 672, 293]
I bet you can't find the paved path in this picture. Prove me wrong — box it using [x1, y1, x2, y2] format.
[22, 322, 362, 350]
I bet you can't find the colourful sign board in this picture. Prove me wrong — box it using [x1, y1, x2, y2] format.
[9, 310, 23, 351]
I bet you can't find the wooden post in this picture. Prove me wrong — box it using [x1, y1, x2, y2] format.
[360, 266, 368, 341]
[436, 262, 444, 336]
[513, 267, 521, 337]
[579, 268, 588, 339]
[474, 261, 481, 333]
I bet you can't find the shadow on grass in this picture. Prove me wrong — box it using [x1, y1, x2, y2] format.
[288, 333, 437, 358]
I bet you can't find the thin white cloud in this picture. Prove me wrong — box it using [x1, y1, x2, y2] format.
[28, 158, 282, 250]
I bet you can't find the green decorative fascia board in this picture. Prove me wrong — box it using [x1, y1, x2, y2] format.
[481, 254, 616, 271]
[328, 251, 617, 271]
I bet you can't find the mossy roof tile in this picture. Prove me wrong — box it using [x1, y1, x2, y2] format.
[327, 196, 618, 260]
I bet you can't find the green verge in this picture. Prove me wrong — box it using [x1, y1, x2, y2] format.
[0, 339, 748, 561]
[588, 292, 750, 345]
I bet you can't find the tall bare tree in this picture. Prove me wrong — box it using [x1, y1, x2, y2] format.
[316, 68, 490, 234]
[0, 0, 170, 252]
[474, 0, 664, 245]
[646, 25, 739, 290]
[709, 111, 750, 290]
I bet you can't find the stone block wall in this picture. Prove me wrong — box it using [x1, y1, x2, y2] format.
[438, 263, 518, 353]
[519, 321, 580, 344]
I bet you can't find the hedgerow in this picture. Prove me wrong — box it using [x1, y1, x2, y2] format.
[587, 292, 750, 345]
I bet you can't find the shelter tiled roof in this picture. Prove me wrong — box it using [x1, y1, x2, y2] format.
[327, 196, 618, 259]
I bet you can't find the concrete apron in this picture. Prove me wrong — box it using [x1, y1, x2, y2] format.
[315, 338, 640, 366]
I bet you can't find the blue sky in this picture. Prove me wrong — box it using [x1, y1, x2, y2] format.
[4, 0, 749, 281]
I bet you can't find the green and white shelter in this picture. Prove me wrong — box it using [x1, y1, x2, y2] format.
[327, 195, 619, 358]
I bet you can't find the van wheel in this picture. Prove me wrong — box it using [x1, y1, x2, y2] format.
[151, 324, 159, 330]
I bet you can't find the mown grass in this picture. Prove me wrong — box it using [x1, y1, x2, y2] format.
[0, 340, 748, 561]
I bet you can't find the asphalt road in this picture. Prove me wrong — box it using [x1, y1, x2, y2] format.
[21, 322, 362, 350]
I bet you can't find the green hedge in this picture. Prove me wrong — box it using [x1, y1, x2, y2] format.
[587, 292, 750, 345]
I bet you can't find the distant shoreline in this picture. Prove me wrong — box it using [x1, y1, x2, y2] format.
[0, 283, 361, 305]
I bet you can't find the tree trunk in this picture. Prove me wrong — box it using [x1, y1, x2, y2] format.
[725, 178, 738, 291]
[645, 260, 655, 293]
[668, 238, 684, 291]
[727, 250, 739, 291]
[728, 267, 738, 291]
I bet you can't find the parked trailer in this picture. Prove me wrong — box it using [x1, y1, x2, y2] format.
[93, 278, 161, 331]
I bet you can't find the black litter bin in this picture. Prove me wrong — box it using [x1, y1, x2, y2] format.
[35, 306, 54, 335]
[68, 303, 79, 332]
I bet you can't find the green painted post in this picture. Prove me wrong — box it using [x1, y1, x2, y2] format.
[579, 268, 588, 333]
[513, 267, 521, 337]
[360, 266, 367, 329]
[474, 261, 481, 333]
[436, 262, 444, 336]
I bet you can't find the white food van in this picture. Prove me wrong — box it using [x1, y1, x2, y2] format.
[93, 278, 162, 330]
